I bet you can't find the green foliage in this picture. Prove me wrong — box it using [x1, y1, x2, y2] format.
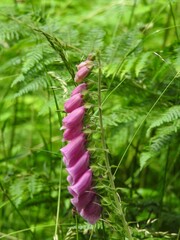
[0, 0, 179, 239]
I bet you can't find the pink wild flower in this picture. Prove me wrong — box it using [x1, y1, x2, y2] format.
[60, 133, 86, 167]
[62, 106, 85, 129]
[64, 93, 83, 113]
[71, 83, 87, 96]
[63, 124, 82, 141]
[71, 188, 95, 212]
[66, 151, 90, 184]
[68, 169, 92, 196]
[80, 196, 102, 224]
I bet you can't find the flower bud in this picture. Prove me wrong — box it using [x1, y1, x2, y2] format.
[74, 59, 93, 83]
[74, 66, 90, 83]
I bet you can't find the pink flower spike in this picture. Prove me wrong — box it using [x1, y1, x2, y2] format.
[62, 106, 85, 129]
[60, 134, 86, 167]
[63, 124, 82, 141]
[74, 66, 89, 83]
[64, 93, 83, 113]
[71, 83, 87, 96]
[80, 196, 102, 224]
[71, 188, 95, 212]
[66, 151, 90, 184]
[68, 169, 92, 196]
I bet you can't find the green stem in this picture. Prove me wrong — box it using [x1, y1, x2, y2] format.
[97, 53, 132, 240]
[75, 215, 79, 240]
[54, 160, 63, 240]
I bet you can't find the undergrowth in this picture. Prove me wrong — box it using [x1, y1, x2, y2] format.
[0, 0, 179, 239]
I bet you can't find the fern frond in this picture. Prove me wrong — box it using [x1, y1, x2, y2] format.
[147, 105, 180, 136]
[14, 77, 47, 98]
[120, 55, 137, 79]
[150, 134, 172, 152]
[103, 108, 138, 127]
[135, 52, 152, 77]
[0, 22, 20, 41]
[22, 47, 44, 74]
[81, 28, 105, 54]
[139, 151, 157, 170]
[11, 74, 25, 87]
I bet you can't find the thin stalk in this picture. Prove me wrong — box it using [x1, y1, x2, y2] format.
[128, 0, 137, 28]
[9, 98, 18, 157]
[97, 53, 132, 240]
[75, 215, 79, 240]
[168, 0, 180, 43]
[54, 160, 63, 240]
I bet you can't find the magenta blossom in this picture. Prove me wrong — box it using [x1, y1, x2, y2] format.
[71, 83, 87, 96]
[60, 134, 86, 167]
[63, 124, 82, 141]
[68, 169, 92, 196]
[80, 196, 102, 224]
[64, 93, 83, 113]
[66, 151, 90, 184]
[71, 188, 95, 212]
[62, 106, 85, 129]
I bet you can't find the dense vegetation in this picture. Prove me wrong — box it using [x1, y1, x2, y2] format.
[0, 0, 179, 239]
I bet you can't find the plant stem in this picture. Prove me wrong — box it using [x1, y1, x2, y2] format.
[54, 160, 63, 240]
[97, 53, 133, 240]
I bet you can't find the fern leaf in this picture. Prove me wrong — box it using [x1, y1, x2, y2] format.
[22, 48, 44, 74]
[147, 105, 180, 136]
[150, 134, 172, 152]
[135, 52, 152, 77]
[14, 77, 47, 98]
[120, 55, 137, 79]
[11, 74, 25, 87]
[139, 151, 157, 170]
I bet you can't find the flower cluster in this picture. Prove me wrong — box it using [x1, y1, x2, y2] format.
[60, 58, 101, 224]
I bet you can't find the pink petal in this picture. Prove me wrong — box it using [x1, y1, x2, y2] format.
[63, 124, 83, 141]
[62, 106, 85, 129]
[67, 175, 73, 184]
[74, 66, 90, 83]
[80, 196, 102, 224]
[71, 188, 96, 212]
[60, 134, 86, 167]
[68, 169, 92, 196]
[71, 83, 87, 96]
[66, 151, 90, 184]
[77, 60, 92, 70]
[64, 93, 83, 113]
